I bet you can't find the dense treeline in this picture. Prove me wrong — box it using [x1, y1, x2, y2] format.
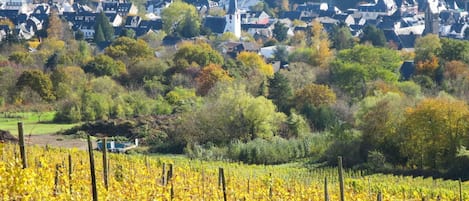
[0, 11, 469, 179]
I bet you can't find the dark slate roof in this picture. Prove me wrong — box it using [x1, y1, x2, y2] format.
[140, 19, 162, 30]
[0, 25, 10, 31]
[297, 3, 322, 12]
[451, 23, 465, 33]
[117, 3, 132, 14]
[184, 0, 209, 9]
[279, 11, 301, 20]
[105, 13, 118, 24]
[300, 16, 316, 22]
[125, 15, 141, 27]
[227, 0, 237, 15]
[147, 0, 172, 7]
[33, 5, 49, 14]
[241, 23, 270, 30]
[203, 16, 226, 34]
[31, 13, 49, 22]
[102, 2, 118, 12]
[399, 34, 417, 49]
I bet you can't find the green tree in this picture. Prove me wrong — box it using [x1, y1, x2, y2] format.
[16, 70, 55, 102]
[94, 12, 114, 42]
[360, 25, 386, 47]
[173, 41, 223, 70]
[178, 84, 286, 145]
[104, 37, 153, 65]
[439, 38, 469, 63]
[161, 1, 200, 37]
[8, 51, 33, 66]
[273, 21, 289, 42]
[268, 72, 293, 114]
[83, 54, 126, 77]
[356, 92, 406, 164]
[330, 45, 402, 101]
[331, 23, 354, 50]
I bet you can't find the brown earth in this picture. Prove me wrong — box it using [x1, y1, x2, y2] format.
[24, 134, 92, 150]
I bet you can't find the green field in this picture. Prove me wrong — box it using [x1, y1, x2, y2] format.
[0, 112, 78, 135]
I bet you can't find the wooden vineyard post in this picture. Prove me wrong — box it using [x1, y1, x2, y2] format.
[102, 137, 109, 190]
[54, 164, 61, 195]
[168, 164, 173, 182]
[18, 122, 27, 169]
[459, 178, 463, 201]
[87, 135, 98, 201]
[269, 172, 273, 199]
[161, 163, 167, 186]
[338, 156, 345, 201]
[219, 167, 227, 201]
[324, 177, 329, 201]
[68, 154, 73, 194]
[377, 191, 383, 201]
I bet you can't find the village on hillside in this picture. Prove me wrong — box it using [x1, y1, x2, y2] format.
[0, 0, 467, 50]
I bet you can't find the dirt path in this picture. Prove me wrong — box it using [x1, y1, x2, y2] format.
[24, 134, 93, 150]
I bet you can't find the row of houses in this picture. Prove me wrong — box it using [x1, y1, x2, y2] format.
[1, 0, 469, 50]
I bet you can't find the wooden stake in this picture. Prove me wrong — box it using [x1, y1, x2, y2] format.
[87, 135, 98, 201]
[68, 154, 73, 194]
[102, 137, 109, 190]
[324, 177, 329, 201]
[161, 163, 167, 186]
[377, 191, 382, 201]
[219, 167, 227, 201]
[459, 178, 463, 201]
[338, 156, 345, 201]
[18, 122, 27, 169]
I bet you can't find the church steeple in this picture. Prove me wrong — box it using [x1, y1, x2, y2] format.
[227, 0, 237, 15]
[224, 0, 241, 39]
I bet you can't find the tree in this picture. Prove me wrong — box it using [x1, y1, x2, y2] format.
[268, 72, 293, 114]
[16, 70, 55, 102]
[46, 10, 64, 39]
[413, 34, 441, 79]
[83, 54, 126, 77]
[177, 84, 286, 145]
[178, 14, 200, 38]
[414, 34, 441, 62]
[173, 41, 224, 71]
[237, 51, 274, 77]
[94, 12, 114, 43]
[104, 37, 153, 65]
[439, 38, 469, 63]
[119, 28, 136, 39]
[44, 52, 59, 72]
[195, 64, 232, 95]
[356, 92, 406, 163]
[330, 45, 402, 101]
[331, 23, 354, 50]
[161, 1, 200, 37]
[401, 97, 469, 170]
[273, 21, 288, 42]
[360, 25, 386, 47]
[8, 51, 33, 66]
[309, 20, 333, 68]
[294, 83, 336, 110]
[273, 45, 289, 64]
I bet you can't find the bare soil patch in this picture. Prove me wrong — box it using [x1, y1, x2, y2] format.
[24, 134, 91, 150]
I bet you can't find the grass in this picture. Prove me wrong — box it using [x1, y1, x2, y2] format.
[0, 111, 79, 136]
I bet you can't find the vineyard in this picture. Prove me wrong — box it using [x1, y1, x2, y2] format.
[0, 142, 468, 201]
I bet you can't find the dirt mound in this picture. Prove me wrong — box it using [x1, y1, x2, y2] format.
[0, 130, 18, 143]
